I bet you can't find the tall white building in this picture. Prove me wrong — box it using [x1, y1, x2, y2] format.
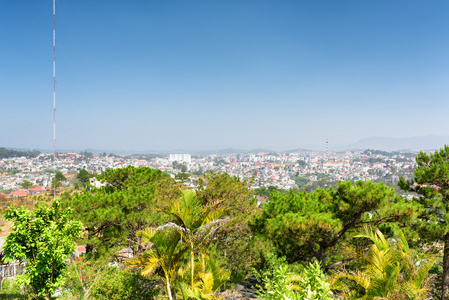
[169, 154, 191, 164]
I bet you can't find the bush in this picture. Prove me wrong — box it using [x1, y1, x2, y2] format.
[90, 266, 159, 300]
[0, 277, 34, 299]
[63, 262, 159, 300]
[255, 255, 333, 300]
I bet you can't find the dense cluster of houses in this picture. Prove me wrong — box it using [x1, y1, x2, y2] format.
[0, 149, 417, 198]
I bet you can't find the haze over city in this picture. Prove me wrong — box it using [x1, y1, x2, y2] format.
[1, 1, 448, 152]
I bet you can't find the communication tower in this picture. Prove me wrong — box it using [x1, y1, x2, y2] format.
[52, 0, 56, 198]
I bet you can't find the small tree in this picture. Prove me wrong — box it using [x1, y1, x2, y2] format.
[21, 180, 34, 189]
[55, 171, 67, 183]
[76, 169, 91, 189]
[51, 171, 66, 189]
[3, 199, 83, 300]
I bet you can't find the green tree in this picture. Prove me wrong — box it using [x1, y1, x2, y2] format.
[196, 172, 253, 220]
[76, 168, 90, 183]
[399, 145, 449, 299]
[297, 159, 307, 167]
[2, 199, 82, 300]
[73, 181, 82, 190]
[67, 166, 179, 256]
[51, 171, 67, 189]
[55, 170, 66, 183]
[175, 172, 191, 182]
[21, 180, 33, 189]
[196, 172, 257, 281]
[290, 175, 309, 189]
[81, 151, 93, 158]
[76, 169, 92, 190]
[250, 180, 417, 272]
[173, 161, 188, 173]
[0, 147, 40, 159]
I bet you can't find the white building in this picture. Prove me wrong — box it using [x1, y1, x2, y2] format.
[169, 154, 191, 164]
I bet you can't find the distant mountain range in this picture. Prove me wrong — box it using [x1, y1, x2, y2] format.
[340, 135, 449, 152]
[4, 135, 449, 155]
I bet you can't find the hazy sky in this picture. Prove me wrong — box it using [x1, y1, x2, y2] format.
[1, 1, 448, 152]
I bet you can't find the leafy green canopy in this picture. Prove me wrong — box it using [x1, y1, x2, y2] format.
[66, 166, 179, 256]
[196, 172, 254, 218]
[3, 199, 82, 299]
[399, 145, 449, 299]
[196, 172, 260, 281]
[250, 180, 418, 271]
[400, 145, 449, 241]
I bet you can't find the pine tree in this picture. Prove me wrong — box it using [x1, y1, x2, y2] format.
[251, 180, 418, 272]
[399, 145, 449, 300]
[67, 166, 179, 256]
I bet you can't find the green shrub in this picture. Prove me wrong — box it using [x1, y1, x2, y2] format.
[255, 255, 333, 300]
[90, 266, 159, 300]
[63, 262, 160, 300]
[0, 277, 34, 299]
[289, 261, 333, 300]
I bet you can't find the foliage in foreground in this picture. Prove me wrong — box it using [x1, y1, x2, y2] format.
[332, 228, 435, 300]
[63, 262, 159, 300]
[2, 199, 82, 300]
[7, 146, 449, 300]
[0, 278, 33, 299]
[127, 190, 231, 300]
[255, 255, 333, 300]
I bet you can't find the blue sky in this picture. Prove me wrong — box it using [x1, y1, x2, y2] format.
[1, 1, 448, 152]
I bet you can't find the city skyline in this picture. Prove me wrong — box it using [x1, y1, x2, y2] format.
[1, 1, 448, 152]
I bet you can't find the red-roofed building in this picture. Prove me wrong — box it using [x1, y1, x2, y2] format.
[9, 190, 30, 197]
[28, 186, 45, 194]
[0, 193, 9, 199]
[256, 196, 267, 207]
[74, 245, 86, 257]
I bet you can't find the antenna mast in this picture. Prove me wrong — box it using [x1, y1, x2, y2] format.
[53, 0, 56, 198]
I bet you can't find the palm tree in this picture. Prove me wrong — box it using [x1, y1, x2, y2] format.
[127, 190, 230, 300]
[332, 228, 435, 300]
[176, 256, 231, 300]
[159, 190, 229, 291]
[126, 227, 182, 300]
